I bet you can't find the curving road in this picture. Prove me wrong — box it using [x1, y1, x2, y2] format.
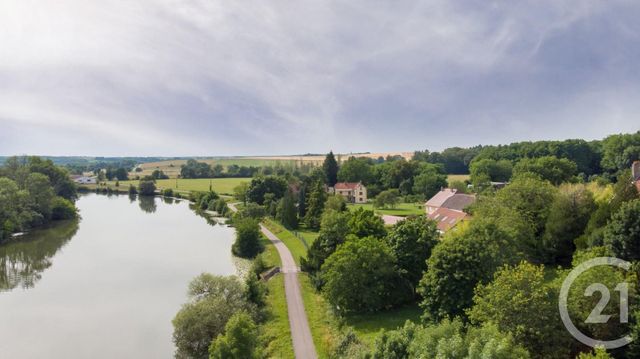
[228, 203, 317, 359]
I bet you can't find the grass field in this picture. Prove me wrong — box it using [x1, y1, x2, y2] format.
[348, 202, 425, 217]
[104, 178, 250, 195]
[345, 305, 422, 346]
[447, 174, 470, 183]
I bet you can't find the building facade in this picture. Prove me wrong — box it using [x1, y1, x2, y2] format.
[331, 182, 367, 203]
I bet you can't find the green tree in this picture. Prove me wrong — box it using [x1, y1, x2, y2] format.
[324, 194, 346, 212]
[246, 176, 287, 205]
[323, 151, 339, 187]
[374, 189, 400, 209]
[232, 218, 263, 258]
[321, 236, 407, 313]
[301, 209, 351, 275]
[51, 197, 78, 220]
[470, 158, 513, 185]
[386, 216, 439, 293]
[304, 180, 327, 230]
[513, 156, 578, 185]
[232, 182, 249, 203]
[25, 172, 55, 223]
[418, 218, 521, 321]
[208, 311, 260, 359]
[412, 168, 448, 199]
[138, 179, 156, 196]
[577, 347, 613, 359]
[543, 185, 596, 265]
[348, 207, 386, 239]
[276, 189, 298, 229]
[495, 174, 557, 239]
[467, 261, 572, 358]
[337, 156, 374, 184]
[172, 274, 255, 359]
[604, 199, 640, 261]
[389, 319, 531, 358]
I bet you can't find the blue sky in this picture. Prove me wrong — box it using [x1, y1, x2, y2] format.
[1, 1, 639, 156]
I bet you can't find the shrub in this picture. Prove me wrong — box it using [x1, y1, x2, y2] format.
[163, 188, 174, 197]
[232, 218, 263, 258]
[138, 180, 156, 196]
[51, 197, 77, 220]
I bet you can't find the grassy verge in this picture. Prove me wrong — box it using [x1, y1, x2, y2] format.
[260, 274, 294, 358]
[300, 274, 340, 358]
[347, 202, 425, 217]
[262, 219, 308, 265]
[296, 227, 320, 246]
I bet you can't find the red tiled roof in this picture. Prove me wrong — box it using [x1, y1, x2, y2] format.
[427, 207, 468, 231]
[334, 182, 361, 190]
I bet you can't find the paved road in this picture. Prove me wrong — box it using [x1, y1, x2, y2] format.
[228, 203, 317, 359]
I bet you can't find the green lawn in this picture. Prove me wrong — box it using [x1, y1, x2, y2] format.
[295, 228, 320, 246]
[104, 178, 250, 195]
[345, 305, 422, 346]
[262, 219, 308, 265]
[348, 202, 425, 217]
[261, 274, 295, 358]
[447, 174, 470, 183]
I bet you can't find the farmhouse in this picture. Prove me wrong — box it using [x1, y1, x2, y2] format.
[425, 188, 475, 232]
[330, 182, 367, 203]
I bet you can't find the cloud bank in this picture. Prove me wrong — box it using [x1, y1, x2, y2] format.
[1, 1, 639, 156]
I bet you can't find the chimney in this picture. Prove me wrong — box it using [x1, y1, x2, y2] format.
[633, 161, 640, 181]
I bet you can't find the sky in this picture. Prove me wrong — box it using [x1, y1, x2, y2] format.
[1, 1, 639, 157]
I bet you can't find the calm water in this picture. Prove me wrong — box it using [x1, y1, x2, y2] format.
[0, 193, 239, 358]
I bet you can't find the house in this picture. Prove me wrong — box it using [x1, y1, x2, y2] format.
[330, 182, 367, 203]
[425, 188, 476, 232]
[633, 161, 640, 192]
[72, 175, 97, 184]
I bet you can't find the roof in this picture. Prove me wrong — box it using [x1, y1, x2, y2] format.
[381, 215, 405, 226]
[425, 188, 457, 207]
[440, 193, 476, 211]
[334, 182, 362, 190]
[428, 207, 468, 231]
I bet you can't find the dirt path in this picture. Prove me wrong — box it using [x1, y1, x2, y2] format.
[228, 203, 317, 359]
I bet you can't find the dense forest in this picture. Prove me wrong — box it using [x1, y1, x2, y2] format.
[0, 156, 78, 242]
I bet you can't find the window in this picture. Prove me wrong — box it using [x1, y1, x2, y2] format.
[359, 192, 363, 195]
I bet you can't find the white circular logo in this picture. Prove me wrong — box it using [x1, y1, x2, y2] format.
[559, 257, 633, 349]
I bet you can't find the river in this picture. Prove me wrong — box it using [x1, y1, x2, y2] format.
[0, 193, 240, 358]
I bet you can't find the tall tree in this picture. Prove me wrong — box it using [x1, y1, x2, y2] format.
[208, 311, 260, 359]
[323, 151, 339, 187]
[304, 180, 327, 230]
[604, 199, 640, 261]
[276, 189, 298, 229]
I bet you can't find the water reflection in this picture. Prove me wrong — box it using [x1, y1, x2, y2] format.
[138, 195, 157, 213]
[0, 220, 79, 292]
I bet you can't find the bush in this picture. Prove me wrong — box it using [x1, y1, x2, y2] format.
[51, 197, 77, 220]
[138, 180, 156, 196]
[128, 184, 137, 195]
[232, 218, 263, 258]
[208, 311, 260, 359]
[163, 188, 173, 197]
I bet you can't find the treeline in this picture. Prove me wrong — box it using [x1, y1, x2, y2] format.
[0, 156, 78, 241]
[413, 131, 640, 182]
[179, 159, 318, 179]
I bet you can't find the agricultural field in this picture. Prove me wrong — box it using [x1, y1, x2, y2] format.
[348, 202, 425, 217]
[104, 178, 250, 195]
